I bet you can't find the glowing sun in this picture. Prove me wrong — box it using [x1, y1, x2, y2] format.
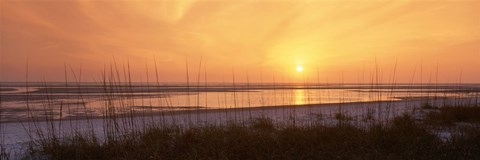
[296, 65, 304, 72]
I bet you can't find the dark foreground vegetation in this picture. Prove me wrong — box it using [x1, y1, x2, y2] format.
[26, 107, 480, 160]
[425, 105, 480, 125]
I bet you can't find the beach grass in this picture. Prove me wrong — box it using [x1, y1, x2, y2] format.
[425, 105, 480, 125]
[1, 60, 479, 160]
[25, 111, 480, 160]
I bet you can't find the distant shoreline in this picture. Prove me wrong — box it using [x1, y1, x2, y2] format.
[0, 97, 463, 124]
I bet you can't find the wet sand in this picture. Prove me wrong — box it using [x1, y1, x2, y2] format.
[1, 96, 470, 123]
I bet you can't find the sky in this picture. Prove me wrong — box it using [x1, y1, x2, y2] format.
[1, 0, 479, 83]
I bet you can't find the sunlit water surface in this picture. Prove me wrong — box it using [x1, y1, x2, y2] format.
[1, 83, 479, 122]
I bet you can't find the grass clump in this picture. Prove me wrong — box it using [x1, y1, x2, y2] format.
[334, 112, 353, 121]
[425, 105, 480, 125]
[421, 102, 438, 109]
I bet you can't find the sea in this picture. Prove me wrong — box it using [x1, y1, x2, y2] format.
[1, 82, 479, 122]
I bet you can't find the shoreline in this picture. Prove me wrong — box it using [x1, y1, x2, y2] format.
[0, 97, 452, 124]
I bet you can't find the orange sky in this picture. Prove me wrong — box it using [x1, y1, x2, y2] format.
[1, 0, 479, 83]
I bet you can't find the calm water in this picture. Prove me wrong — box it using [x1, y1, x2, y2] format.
[1, 82, 479, 122]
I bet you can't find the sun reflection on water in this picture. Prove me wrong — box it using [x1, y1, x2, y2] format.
[294, 89, 306, 105]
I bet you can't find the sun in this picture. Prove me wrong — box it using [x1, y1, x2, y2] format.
[296, 65, 304, 72]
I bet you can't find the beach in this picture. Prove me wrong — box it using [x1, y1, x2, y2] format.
[1, 83, 479, 159]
